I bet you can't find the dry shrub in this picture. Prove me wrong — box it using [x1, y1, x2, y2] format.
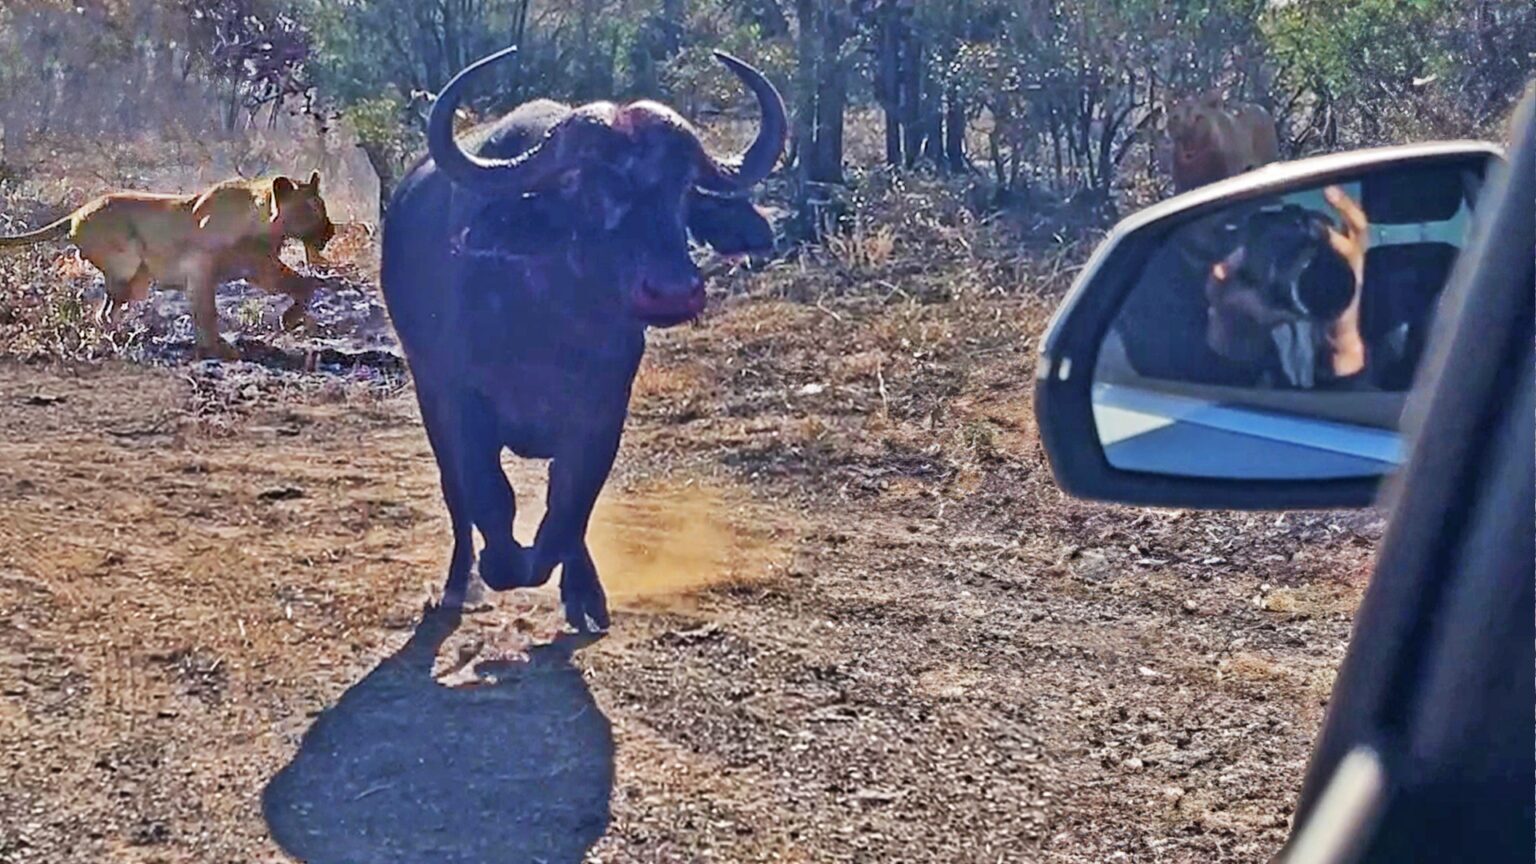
[744, 165, 1102, 312]
[0, 240, 122, 361]
[824, 223, 897, 272]
[320, 222, 381, 281]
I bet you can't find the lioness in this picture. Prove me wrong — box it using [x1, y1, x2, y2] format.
[1165, 90, 1280, 193]
[0, 172, 335, 360]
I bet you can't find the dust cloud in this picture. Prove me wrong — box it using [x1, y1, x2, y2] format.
[510, 475, 788, 611]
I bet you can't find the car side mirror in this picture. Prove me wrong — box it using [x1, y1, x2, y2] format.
[1034, 142, 1503, 510]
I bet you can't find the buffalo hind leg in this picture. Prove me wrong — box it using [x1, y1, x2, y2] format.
[532, 433, 621, 631]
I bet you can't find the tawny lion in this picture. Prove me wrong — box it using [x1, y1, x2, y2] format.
[0, 172, 335, 360]
[1165, 90, 1281, 194]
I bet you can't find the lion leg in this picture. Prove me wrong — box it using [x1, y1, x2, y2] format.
[99, 265, 153, 327]
[186, 264, 239, 362]
[79, 236, 146, 326]
[124, 264, 152, 303]
[236, 252, 315, 333]
[96, 288, 119, 327]
[98, 280, 127, 327]
[279, 273, 318, 333]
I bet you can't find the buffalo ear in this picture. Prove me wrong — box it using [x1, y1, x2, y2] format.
[308, 170, 321, 190]
[272, 176, 297, 197]
[687, 192, 774, 255]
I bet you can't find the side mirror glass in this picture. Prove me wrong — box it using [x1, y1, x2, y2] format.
[1036, 144, 1500, 508]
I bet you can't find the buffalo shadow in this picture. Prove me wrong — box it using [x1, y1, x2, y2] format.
[262, 606, 613, 864]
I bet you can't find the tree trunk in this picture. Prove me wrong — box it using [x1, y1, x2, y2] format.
[792, 0, 818, 179]
[224, 78, 243, 134]
[661, 0, 685, 54]
[577, 0, 599, 100]
[900, 30, 923, 167]
[360, 141, 397, 217]
[790, 0, 847, 185]
[988, 123, 1005, 187]
[1048, 112, 1065, 187]
[877, 1, 902, 166]
[920, 66, 943, 165]
[810, 1, 846, 184]
[509, 0, 530, 102]
[745, 0, 790, 37]
[944, 87, 965, 172]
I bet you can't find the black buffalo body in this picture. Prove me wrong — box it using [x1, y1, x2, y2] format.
[381, 46, 785, 630]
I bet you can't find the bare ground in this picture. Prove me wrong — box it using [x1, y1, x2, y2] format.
[0, 188, 1382, 863]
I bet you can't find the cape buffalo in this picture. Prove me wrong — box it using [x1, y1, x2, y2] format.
[381, 46, 785, 631]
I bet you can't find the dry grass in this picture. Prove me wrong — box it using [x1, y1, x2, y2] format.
[1260, 583, 1357, 619]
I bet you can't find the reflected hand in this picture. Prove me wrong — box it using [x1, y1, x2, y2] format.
[1323, 185, 1368, 288]
[1322, 185, 1368, 377]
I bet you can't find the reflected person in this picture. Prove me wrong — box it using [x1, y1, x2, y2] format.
[1202, 185, 1370, 390]
[1115, 185, 1370, 390]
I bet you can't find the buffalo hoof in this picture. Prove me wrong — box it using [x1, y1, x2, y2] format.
[562, 593, 611, 634]
[561, 566, 610, 633]
[417, 597, 464, 643]
[460, 572, 493, 612]
[477, 543, 534, 591]
[439, 572, 493, 613]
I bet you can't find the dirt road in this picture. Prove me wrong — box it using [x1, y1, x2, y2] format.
[0, 279, 1378, 863]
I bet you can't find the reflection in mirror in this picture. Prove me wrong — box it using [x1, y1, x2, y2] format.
[1094, 158, 1490, 480]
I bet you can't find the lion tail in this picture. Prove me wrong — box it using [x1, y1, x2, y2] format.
[0, 213, 73, 248]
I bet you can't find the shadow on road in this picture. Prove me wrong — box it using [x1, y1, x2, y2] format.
[262, 605, 613, 864]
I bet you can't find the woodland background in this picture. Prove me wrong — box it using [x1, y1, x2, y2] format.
[0, 0, 1530, 225]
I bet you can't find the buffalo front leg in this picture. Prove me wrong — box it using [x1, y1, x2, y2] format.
[456, 395, 533, 592]
[531, 432, 621, 632]
[559, 542, 611, 633]
[416, 387, 478, 608]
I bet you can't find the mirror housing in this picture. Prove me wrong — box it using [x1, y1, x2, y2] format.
[1034, 141, 1503, 510]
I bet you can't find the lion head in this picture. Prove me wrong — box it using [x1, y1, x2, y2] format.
[273, 171, 336, 261]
